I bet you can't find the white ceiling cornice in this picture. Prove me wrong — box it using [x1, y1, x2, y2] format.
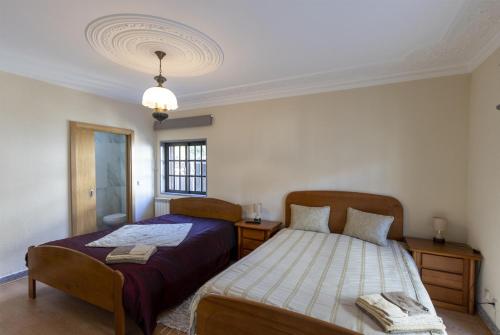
[178, 64, 470, 111]
[178, 1, 500, 110]
[0, 1, 499, 110]
[467, 30, 500, 72]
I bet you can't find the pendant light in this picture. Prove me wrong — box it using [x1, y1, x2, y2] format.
[142, 51, 178, 122]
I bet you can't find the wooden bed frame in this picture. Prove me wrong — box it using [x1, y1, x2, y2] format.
[196, 191, 404, 335]
[27, 197, 242, 335]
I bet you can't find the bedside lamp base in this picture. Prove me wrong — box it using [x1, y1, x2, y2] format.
[433, 237, 445, 244]
[245, 218, 261, 224]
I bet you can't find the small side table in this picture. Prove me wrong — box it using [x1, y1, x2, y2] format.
[235, 220, 281, 259]
[406, 237, 482, 314]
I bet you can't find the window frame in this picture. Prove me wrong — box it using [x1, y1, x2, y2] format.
[161, 140, 207, 195]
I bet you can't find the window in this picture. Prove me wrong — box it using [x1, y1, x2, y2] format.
[161, 141, 207, 195]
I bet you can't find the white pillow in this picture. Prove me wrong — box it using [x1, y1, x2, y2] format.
[290, 204, 330, 234]
[342, 207, 394, 246]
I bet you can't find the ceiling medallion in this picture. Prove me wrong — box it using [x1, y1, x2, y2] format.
[85, 14, 224, 77]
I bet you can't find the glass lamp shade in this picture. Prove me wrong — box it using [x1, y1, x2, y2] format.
[253, 203, 262, 220]
[432, 217, 447, 240]
[142, 86, 178, 111]
[432, 217, 447, 232]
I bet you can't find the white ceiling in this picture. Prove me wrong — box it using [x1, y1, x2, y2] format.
[1, 0, 500, 110]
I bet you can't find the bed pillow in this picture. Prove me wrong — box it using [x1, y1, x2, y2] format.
[342, 207, 394, 246]
[290, 204, 330, 233]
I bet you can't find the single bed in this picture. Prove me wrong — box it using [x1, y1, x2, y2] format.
[27, 197, 242, 335]
[192, 191, 442, 335]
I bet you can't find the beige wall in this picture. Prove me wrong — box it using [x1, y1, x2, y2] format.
[0, 71, 155, 278]
[467, 46, 500, 326]
[3, 49, 497, 324]
[157, 75, 470, 242]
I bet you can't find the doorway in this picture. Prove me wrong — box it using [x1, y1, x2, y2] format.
[70, 121, 133, 236]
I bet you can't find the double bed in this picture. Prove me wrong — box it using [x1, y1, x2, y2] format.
[192, 191, 441, 335]
[27, 197, 242, 335]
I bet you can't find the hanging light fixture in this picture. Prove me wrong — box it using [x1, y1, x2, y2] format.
[142, 51, 178, 122]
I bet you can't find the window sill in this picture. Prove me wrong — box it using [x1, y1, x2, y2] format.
[156, 193, 207, 200]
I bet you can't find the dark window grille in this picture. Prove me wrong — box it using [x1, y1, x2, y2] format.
[162, 141, 207, 195]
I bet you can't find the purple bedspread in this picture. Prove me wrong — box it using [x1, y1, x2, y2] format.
[44, 214, 236, 335]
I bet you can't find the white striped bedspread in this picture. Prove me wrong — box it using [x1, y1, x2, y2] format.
[190, 228, 445, 335]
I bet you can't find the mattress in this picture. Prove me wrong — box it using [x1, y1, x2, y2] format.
[45, 214, 236, 335]
[190, 228, 443, 335]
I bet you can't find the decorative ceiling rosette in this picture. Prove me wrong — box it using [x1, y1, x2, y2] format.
[85, 14, 224, 77]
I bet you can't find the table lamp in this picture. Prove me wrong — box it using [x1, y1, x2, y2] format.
[253, 203, 262, 224]
[245, 203, 262, 224]
[432, 217, 447, 244]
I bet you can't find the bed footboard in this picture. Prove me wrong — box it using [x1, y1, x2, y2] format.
[27, 245, 125, 335]
[196, 295, 360, 335]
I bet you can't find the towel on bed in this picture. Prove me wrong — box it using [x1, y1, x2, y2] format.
[86, 223, 193, 247]
[105, 245, 158, 264]
[356, 293, 446, 334]
[382, 292, 429, 316]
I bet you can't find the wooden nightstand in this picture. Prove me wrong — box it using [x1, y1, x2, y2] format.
[236, 220, 281, 259]
[406, 237, 482, 314]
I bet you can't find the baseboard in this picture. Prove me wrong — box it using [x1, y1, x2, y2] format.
[478, 304, 500, 335]
[0, 270, 28, 285]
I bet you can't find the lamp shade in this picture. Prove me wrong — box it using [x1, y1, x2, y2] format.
[432, 217, 448, 232]
[142, 86, 178, 111]
[253, 203, 262, 220]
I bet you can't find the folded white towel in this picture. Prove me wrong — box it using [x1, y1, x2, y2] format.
[105, 245, 158, 264]
[129, 244, 156, 255]
[356, 294, 446, 334]
[357, 294, 408, 318]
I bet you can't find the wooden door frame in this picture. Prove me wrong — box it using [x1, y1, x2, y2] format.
[70, 121, 134, 235]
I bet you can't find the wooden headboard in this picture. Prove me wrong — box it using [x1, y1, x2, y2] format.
[170, 197, 242, 223]
[285, 191, 404, 241]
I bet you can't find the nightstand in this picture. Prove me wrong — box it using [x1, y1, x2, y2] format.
[235, 220, 281, 259]
[406, 237, 482, 314]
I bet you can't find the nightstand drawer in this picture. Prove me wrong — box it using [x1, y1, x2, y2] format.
[422, 269, 463, 290]
[425, 284, 463, 305]
[242, 229, 266, 240]
[242, 238, 263, 250]
[422, 254, 463, 274]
